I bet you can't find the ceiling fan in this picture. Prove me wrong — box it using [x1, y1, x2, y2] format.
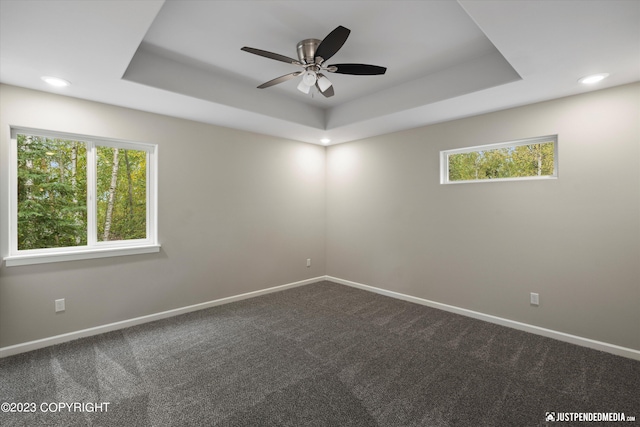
[241, 25, 386, 98]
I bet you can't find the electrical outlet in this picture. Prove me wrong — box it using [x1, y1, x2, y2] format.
[530, 292, 539, 306]
[306, 258, 311, 268]
[55, 298, 65, 313]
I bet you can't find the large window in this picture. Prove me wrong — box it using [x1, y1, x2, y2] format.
[440, 135, 558, 184]
[6, 128, 159, 266]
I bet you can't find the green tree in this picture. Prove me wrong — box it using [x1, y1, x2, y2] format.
[448, 141, 554, 182]
[17, 135, 147, 249]
[17, 135, 87, 249]
[511, 143, 555, 177]
[96, 146, 146, 241]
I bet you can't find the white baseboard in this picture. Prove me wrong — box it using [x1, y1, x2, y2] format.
[327, 276, 640, 361]
[3, 275, 639, 361]
[0, 276, 325, 358]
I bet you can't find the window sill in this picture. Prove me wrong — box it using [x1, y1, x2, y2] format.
[3, 244, 161, 267]
[441, 175, 558, 185]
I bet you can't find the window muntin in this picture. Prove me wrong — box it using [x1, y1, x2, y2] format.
[7, 128, 158, 266]
[440, 135, 558, 184]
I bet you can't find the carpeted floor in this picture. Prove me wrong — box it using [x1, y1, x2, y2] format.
[1, 281, 638, 426]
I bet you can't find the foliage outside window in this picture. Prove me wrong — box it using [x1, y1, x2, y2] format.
[6, 128, 159, 266]
[440, 135, 557, 184]
[96, 145, 147, 243]
[17, 137, 88, 249]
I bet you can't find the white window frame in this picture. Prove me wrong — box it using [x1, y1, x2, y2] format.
[4, 127, 160, 267]
[440, 135, 558, 184]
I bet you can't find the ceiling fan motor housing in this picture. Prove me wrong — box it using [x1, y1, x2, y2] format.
[296, 39, 321, 64]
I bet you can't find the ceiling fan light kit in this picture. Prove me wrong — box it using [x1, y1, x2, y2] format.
[302, 70, 318, 85]
[297, 78, 312, 94]
[241, 25, 386, 98]
[317, 74, 332, 92]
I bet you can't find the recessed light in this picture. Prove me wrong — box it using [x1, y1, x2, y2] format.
[321, 138, 331, 145]
[41, 76, 71, 87]
[578, 73, 609, 85]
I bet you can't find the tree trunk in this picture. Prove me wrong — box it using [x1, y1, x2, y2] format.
[536, 144, 542, 176]
[71, 144, 77, 191]
[58, 142, 65, 184]
[71, 143, 81, 244]
[124, 150, 134, 220]
[25, 135, 33, 194]
[103, 148, 119, 241]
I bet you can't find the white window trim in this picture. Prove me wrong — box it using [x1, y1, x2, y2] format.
[440, 135, 558, 184]
[4, 127, 160, 267]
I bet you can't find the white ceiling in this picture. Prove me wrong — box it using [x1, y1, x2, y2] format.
[1, 0, 638, 145]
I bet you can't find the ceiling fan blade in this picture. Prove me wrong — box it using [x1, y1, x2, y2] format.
[315, 26, 350, 63]
[241, 47, 301, 66]
[257, 71, 302, 89]
[329, 63, 387, 75]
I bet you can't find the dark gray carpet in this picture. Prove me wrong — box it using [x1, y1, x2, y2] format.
[1, 281, 638, 426]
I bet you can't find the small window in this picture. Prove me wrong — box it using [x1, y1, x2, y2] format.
[6, 128, 159, 266]
[440, 135, 557, 184]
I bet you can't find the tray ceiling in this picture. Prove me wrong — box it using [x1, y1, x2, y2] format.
[1, 1, 638, 145]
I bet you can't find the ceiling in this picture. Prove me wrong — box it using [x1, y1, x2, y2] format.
[1, 0, 638, 145]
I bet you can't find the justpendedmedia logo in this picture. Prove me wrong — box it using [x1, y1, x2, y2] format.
[545, 411, 636, 423]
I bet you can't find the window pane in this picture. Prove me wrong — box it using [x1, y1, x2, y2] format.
[17, 135, 87, 249]
[96, 146, 147, 241]
[448, 141, 555, 182]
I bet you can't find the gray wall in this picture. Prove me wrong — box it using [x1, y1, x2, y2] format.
[326, 83, 640, 350]
[0, 84, 326, 348]
[2, 83, 638, 352]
